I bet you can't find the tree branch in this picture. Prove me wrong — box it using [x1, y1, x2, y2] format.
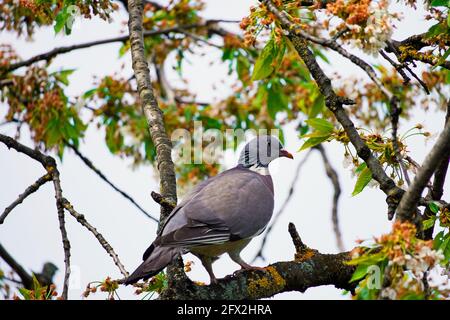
[127, 0, 183, 287]
[150, 191, 176, 212]
[1, 24, 221, 74]
[380, 48, 430, 94]
[262, 1, 404, 204]
[127, 0, 177, 225]
[263, 0, 392, 100]
[396, 120, 450, 222]
[0, 133, 71, 299]
[0, 243, 33, 289]
[315, 145, 344, 251]
[159, 223, 355, 300]
[387, 38, 450, 71]
[0, 173, 52, 224]
[0, 134, 131, 298]
[424, 103, 450, 239]
[66, 142, 158, 223]
[60, 198, 129, 277]
[50, 167, 71, 300]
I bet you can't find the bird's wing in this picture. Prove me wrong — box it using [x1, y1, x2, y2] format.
[159, 167, 274, 248]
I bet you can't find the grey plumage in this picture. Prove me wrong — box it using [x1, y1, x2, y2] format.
[125, 135, 293, 285]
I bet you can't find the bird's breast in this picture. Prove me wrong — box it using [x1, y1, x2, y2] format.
[190, 238, 251, 257]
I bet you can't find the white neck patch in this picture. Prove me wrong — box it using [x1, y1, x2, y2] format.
[248, 164, 270, 176]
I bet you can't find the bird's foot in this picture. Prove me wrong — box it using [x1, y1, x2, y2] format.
[233, 264, 266, 276]
[209, 276, 219, 285]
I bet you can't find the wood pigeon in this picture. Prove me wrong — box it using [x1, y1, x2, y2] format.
[125, 135, 293, 285]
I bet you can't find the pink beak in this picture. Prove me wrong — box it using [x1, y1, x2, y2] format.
[280, 149, 294, 159]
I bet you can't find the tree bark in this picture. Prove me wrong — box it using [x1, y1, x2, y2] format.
[127, 0, 177, 226]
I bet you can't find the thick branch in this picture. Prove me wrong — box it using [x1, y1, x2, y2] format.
[127, 0, 177, 225]
[127, 0, 183, 287]
[66, 143, 158, 222]
[396, 121, 450, 222]
[262, 1, 403, 203]
[424, 104, 450, 239]
[160, 223, 355, 300]
[0, 173, 52, 224]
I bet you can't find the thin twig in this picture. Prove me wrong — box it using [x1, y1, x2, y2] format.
[0, 243, 32, 289]
[315, 145, 344, 251]
[287, 223, 308, 256]
[150, 191, 176, 211]
[252, 150, 312, 262]
[262, 0, 393, 100]
[382, 44, 430, 94]
[60, 198, 129, 277]
[390, 97, 411, 186]
[2, 24, 219, 73]
[0, 173, 52, 224]
[66, 143, 158, 223]
[379, 50, 411, 85]
[51, 168, 71, 300]
[178, 30, 222, 49]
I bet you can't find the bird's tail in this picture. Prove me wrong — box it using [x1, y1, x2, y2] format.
[124, 244, 179, 285]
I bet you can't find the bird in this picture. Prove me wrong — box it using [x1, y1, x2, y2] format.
[125, 135, 293, 285]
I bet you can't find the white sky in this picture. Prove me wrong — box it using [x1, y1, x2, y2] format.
[0, 0, 449, 300]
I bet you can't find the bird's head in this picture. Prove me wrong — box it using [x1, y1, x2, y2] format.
[238, 135, 293, 168]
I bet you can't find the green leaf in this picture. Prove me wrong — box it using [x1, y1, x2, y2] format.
[54, 9, 68, 34]
[434, 231, 445, 250]
[426, 22, 448, 38]
[350, 264, 369, 283]
[82, 88, 97, 99]
[119, 42, 130, 57]
[252, 39, 277, 81]
[52, 69, 75, 86]
[352, 167, 373, 196]
[301, 130, 333, 138]
[402, 293, 425, 300]
[428, 201, 440, 214]
[439, 233, 450, 260]
[236, 54, 250, 82]
[305, 118, 334, 134]
[267, 81, 288, 119]
[431, 0, 449, 7]
[298, 135, 330, 151]
[355, 162, 367, 174]
[422, 217, 436, 230]
[309, 95, 324, 118]
[18, 288, 32, 300]
[347, 251, 387, 266]
[251, 37, 285, 81]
